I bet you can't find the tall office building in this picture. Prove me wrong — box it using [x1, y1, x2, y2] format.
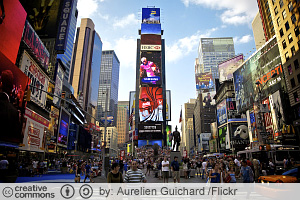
[57, 0, 78, 82]
[97, 50, 120, 127]
[198, 38, 235, 82]
[69, 18, 103, 111]
[181, 99, 196, 154]
[117, 101, 129, 145]
[252, 12, 267, 50]
[257, 0, 276, 42]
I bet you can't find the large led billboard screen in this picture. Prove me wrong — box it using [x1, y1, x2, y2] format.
[218, 54, 244, 82]
[140, 51, 162, 85]
[202, 91, 216, 107]
[138, 123, 163, 140]
[142, 8, 160, 24]
[0, 0, 26, 63]
[139, 87, 163, 122]
[217, 99, 227, 127]
[233, 36, 283, 112]
[196, 72, 214, 90]
[141, 24, 161, 35]
[141, 35, 161, 45]
[57, 107, 70, 146]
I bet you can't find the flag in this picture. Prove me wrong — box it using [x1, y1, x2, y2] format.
[179, 108, 182, 123]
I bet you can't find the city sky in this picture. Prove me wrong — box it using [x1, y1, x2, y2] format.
[77, 0, 259, 131]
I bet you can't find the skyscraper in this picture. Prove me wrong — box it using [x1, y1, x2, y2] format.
[252, 12, 267, 50]
[117, 101, 129, 145]
[97, 50, 120, 127]
[198, 37, 235, 81]
[69, 18, 103, 111]
[56, 0, 78, 82]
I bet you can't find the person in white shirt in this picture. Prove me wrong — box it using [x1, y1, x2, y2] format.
[201, 159, 207, 179]
[161, 156, 169, 183]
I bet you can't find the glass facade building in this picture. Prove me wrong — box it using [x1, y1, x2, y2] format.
[198, 38, 235, 81]
[56, 0, 78, 82]
[97, 50, 120, 127]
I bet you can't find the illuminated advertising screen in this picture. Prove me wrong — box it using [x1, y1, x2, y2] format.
[230, 123, 250, 151]
[210, 122, 218, 139]
[142, 8, 160, 24]
[218, 126, 227, 150]
[20, 0, 62, 38]
[166, 90, 171, 121]
[20, 51, 50, 108]
[202, 91, 216, 107]
[218, 54, 244, 82]
[57, 108, 70, 146]
[139, 87, 163, 122]
[233, 36, 283, 112]
[217, 99, 227, 127]
[0, 0, 26, 63]
[141, 24, 161, 35]
[0, 51, 30, 144]
[269, 90, 285, 139]
[140, 51, 162, 85]
[195, 72, 214, 90]
[166, 125, 172, 147]
[138, 123, 163, 140]
[129, 91, 136, 119]
[141, 35, 161, 45]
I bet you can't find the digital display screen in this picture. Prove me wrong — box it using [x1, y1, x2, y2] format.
[196, 72, 214, 90]
[138, 123, 163, 140]
[140, 51, 162, 85]
[139, 87, 163, 122]
[141, 24, 161, 35]
[142, 8, 160, 24]
[58, 108, 70, 146]
[141, 35, 161, 45]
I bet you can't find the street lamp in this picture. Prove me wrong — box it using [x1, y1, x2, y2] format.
[255, 72, 278, 145]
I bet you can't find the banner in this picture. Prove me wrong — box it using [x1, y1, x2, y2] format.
[217, 99, 227, 127]
[53, 62, 64, 106]
[20, 51, 49, 108]
[20, 108, 49, 152]
[166, 90, 171, 121]
[218, 54, 243, 82]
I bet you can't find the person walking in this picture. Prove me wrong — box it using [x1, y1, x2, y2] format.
[107, 163, 123, 183]
[124, 161, 147, 183]
[240, 160, 254, 183]
[161, 156, 169, 183]
[209, 163, 221, 183]
[201, 159, 207, 179]
[146, 161, 151, 176]
[196, 158, 202, 177]
[84, 161, 94, 183]
[171, 156, 180, 183]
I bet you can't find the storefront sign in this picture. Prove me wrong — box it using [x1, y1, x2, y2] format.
[141, 45, 161, 51]
[20, 51, 49, 108]
[20, 108, 49, 152]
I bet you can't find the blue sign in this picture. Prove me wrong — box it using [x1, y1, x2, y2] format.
[217, 99, 227, 127]
[141, 24, 161, 35]
[55, 0, 74, 53]
[58, 108, 70, 146]
[142, 8, 160, 24]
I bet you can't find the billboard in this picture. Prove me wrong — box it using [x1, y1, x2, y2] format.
[20, 51, 50, 108]
[20, 108, 49, 152]
[166, 90, 171, 121]
[141, 35, 161, 45]
[141, 24, 161, 35]
[217, 99, 227, 127]
[53, 62, 64, 106]
[210, 122, 218, 139]
[142, 8, 160, 24]
[0, 51, 30, 144]
[233, 36, 283, 112]
[48, 106, 60, 138]
[218, 125, 227, 150]
[195, 72, 214, 90]
[269, 90, 285, 138]
[55, 0, 74, 53]
[202, 91, 216, 107]
[23, 20, 50, 70]
[0, 0, 26, 63]
[138, 123, 163, 140]
[20, 0, 63, 38]
[139, 87, 163, 122]
[166, 125, 172, 147]
[140, 51, 162, 85]
[141, 45, 161, 51]
[230, 123, 250, 151]
[57, 107, 70, 146]
[218, 54, 244, 82]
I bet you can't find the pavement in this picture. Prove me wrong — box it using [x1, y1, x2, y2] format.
[15, 168, 242, 183]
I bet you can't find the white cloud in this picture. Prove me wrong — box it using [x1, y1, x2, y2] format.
[77, 0, 102, 18]
[181, 0, 258, 25]
[113, 14, 139, 29]
[234, 34, 253, 44]
[166, 28, 218, 63]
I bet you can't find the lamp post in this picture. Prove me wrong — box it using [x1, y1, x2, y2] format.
[255, 72, 278, 145]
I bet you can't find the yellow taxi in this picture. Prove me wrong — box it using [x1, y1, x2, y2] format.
[258, 167, 299, 183]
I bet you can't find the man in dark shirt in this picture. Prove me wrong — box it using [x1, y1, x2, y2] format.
[171, 156, 180, 183]
[84, 162, 94, 183]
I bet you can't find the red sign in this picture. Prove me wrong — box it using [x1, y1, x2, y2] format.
[256, 65, 282, 86]
[263, 98, 274, 139]
[183, 150, 187, 158]
[120, 150, 125, 160]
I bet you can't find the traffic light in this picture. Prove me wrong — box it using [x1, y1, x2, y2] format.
[259, 144, 271, 151]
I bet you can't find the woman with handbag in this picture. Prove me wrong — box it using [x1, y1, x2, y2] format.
[224, 167, 236, 183]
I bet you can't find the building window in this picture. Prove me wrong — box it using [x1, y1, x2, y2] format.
[279, 0, 284, 8]
[272, 0, 276, 5]
[282, 39, 287, 49]
[282, 9, 287, 19]
[274, 6, 278, 15]
[288, 64, 293, 75]
[285, 51, 290, 61]
[280, 28, 284, 37]
[291, 46, 296, 56]
[295, 27, 300, 37]
[285, 21, 290, 31]
[288, 1, 293, 11]
[277, 17, 281, 26]
[295, 59, 300, 70]
[288, 33, 293, 43]
[294, 92, 299, 102]
[291, 14, 296, 24]
[291, 78, 296, 88]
